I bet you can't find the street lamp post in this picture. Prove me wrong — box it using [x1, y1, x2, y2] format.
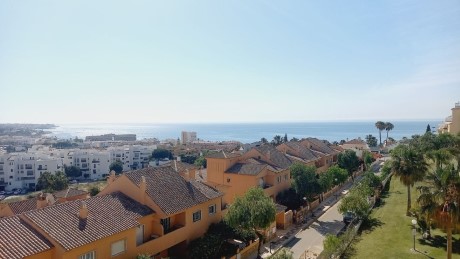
[411, 219, 417, 251]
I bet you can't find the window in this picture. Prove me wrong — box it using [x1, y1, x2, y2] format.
[111, 239, 126, 256]
[277, 176, 281, 183]
[79, 251, 95, 259]
[284, 174, 288, 181]
[193, 210, 201, 222]
[209, 204, 216, 215]
[226, 178, 230, 183]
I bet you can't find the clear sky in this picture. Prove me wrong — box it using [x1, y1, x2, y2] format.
[1, 0, 459, 124]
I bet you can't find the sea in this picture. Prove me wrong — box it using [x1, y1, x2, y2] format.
[48, 120, 442, 144]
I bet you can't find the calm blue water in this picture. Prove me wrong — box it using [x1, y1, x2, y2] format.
[49, 121, 441, 144]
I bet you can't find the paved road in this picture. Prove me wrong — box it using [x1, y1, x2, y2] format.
[286, 199, 345, 258]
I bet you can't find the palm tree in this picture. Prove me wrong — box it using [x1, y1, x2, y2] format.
[375, 121, 386, 146]
[384, 122, 394, 143]
[417, 167, 460, 259]
[390, 145, 428, 216]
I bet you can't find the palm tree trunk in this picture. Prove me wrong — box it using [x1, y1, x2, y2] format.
[379, 130, 382, 146]
[407, 185, 411, 216]
[447, 227, 452, 259]
[386, 130, 389, 142]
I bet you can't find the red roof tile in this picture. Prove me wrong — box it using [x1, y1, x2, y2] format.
[0, 216, 53, 259]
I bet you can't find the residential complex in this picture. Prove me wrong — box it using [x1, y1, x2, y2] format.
[438, 102, 460, 135]
[0, 151, 63, 191]
[205, 138, 340, 206]
[0, 145, 156, 191]
[0, 167, 222, 259]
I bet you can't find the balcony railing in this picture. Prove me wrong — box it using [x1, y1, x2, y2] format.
[137, 225, 187, 255]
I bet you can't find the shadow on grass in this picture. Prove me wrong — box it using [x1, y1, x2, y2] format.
[419, 235, 460, 254]
[359, 217, 384, 234]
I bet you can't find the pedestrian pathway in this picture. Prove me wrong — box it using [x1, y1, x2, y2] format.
[249, 173, 364, 259]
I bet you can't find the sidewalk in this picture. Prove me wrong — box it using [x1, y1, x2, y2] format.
[252, 173, 363, 259]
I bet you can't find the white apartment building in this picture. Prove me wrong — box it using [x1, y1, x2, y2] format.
[0, 152, 63, 191]
[181, 131, 197, 144]
[107, 145, 156, 171]
[0, 145, 157, 189]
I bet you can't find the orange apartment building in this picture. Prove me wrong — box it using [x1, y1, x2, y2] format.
[205, 141, 340, 206]
[0, 167, 223, 259]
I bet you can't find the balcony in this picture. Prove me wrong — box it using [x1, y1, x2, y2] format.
[137, 224, 187, 255]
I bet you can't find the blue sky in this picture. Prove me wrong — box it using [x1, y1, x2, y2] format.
[1, 0, 459, 123]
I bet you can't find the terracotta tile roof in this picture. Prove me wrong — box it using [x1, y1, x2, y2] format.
[169, 160, 197, 173]
[125, 167, 223, 215]
[303, 138, 336, 155]
[8, 197, 38, 215]
[0, 216, 53, 259]
[344, 139, 366, 145]
[53, 188, 88, 199]
[226, 163, 266, 175]
[23, 192, 152, 251]
[206, 151, 241, 159]
[254, 145, 292, 169]
[282, 142, 318, 162]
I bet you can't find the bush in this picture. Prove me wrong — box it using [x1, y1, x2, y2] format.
[270, 248, 294, 259]
[89, 186, 100, 196]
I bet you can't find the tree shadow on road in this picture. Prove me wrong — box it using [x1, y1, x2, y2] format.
[309, 219, 344, 236]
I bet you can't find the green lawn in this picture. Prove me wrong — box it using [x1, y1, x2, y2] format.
[344, 177, 460, 259]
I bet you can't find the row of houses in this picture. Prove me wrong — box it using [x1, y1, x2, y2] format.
[0, 145, 156, 191]
[0, 138, 343, 258]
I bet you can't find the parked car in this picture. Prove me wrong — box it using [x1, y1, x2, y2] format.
[343, 211, 356, 224]
[0, 191, 5, 195]
[5, 191, 13, 195]
[20, 189, 27, 194]
[0, 195, 5, 200]
[70, 180, 78, 184]
[13, 191, 20, 195]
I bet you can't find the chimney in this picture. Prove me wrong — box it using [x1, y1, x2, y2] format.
[79, 201, 88, 219]
[107, 170, 116, 184]
[36, 193, 48, 209]
[140, 176, 147, 205]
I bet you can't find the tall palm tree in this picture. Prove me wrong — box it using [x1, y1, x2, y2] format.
[375, 121, 386, 146]
[417, 167, 460, 259]
[384, 122, 394, 143]
[390, 145, 428, 216]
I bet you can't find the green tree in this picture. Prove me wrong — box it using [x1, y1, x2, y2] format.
[319, 172, 333, 192]
[261, 137, 268, 144]
[53, 171, 69, 191]
[136, 254, 151, 259]
[64, 165, 82, 178]
[283, 133, 288, 143]
[417, 167, 460, 259]
[290, 137, 299, 142]
[426, 124, 431, 133]
[271, 135, 282, 146]
[384, 122, 394, 143]
[365, 134, 378, 147]
[327, 165, 348, 185]
[323, 234, 342, 259]
[390, 145, 428, 215]
[225, 187, 276, 257]
[151, 148, 173, 160]
[194, 156, 207, 168]
[109, 161, 124, 174]
[36, 171, 69, 192]
[375, 121, 386, 146]
[337, 150, 360, 181]
[89, 186, 100, 196]
[363, 151, 375, 171]
[338, 182, 373, 220]
[290, 163, 321, 202]
[36, 171, 54, 191]
[269, 248, 293, 259]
